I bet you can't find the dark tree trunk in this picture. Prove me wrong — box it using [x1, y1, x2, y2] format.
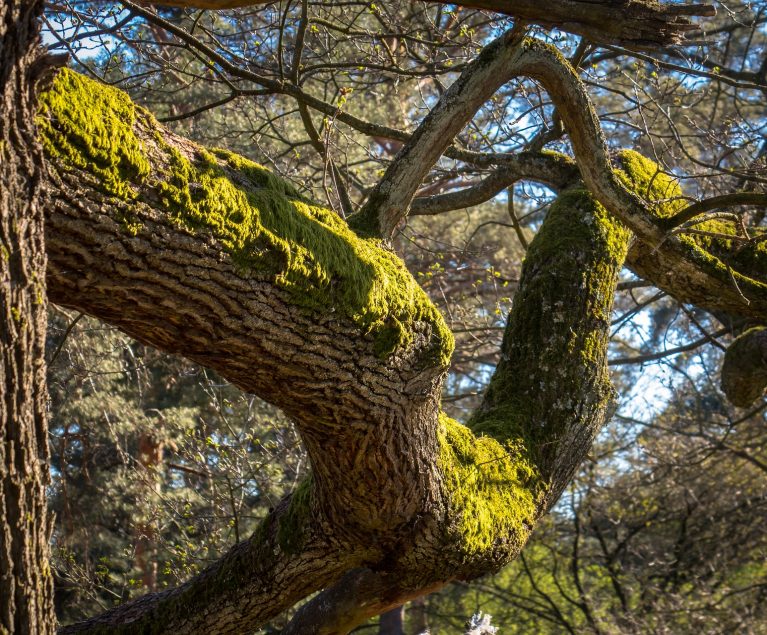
[378, 606, 405, 635]
[408, 597, 429, 634]
[0, 0, 54, 632]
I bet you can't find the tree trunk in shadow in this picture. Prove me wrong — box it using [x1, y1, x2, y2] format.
[0, 0, 55, 631]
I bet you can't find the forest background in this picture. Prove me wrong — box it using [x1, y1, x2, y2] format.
[40, 1, 767, 632]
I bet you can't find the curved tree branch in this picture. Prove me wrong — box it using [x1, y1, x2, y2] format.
[60, 487, 371, 633]
[409, 153, 577, 215]
[40, 69, 453, 546]
[354, 29, 767, 323]
[661, 192, 767, 229]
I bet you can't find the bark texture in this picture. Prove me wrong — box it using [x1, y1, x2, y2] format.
[0, 0, 749, 632]
[143, 0, 714, 48]
[721, 326, 767, 407]
[33, 15, 766, 621]
[0, 0, 55, 632]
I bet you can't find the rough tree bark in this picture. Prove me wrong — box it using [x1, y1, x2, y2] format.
[0, 0, 55, 632]
[29, 58, 629, 631]
[0, 0, 760, 633]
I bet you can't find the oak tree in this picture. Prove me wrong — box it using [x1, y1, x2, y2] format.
[2, 0, 765, 633]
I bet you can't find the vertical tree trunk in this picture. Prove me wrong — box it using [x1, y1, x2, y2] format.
[134, 432, 163, 591]
[378, 606, 405, 635]
[409, 597, 429, 634]
[0, 0, 54, 632]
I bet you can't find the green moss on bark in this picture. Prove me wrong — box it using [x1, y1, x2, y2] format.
[438, 184, 631, 559]
[471, 186, 630, 449]
[441, 181, 632, 561]
[38, 69, 454, 365]
[437, 414, 540, 558]
[615, 149, 685, 216]
[617, 150, 767, 287]
[277, 477, 313, 554]
[37, 69, 150, 200]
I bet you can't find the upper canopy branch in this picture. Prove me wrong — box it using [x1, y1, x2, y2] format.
[141, 0, 715, 49]
[410, 152, 578, 216]
[356, 29, 767, 322]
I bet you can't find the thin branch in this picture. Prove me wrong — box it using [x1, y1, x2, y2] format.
[662, 192, 767, 229]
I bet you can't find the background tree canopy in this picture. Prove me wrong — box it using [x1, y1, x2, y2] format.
[1, 0, 766, 633]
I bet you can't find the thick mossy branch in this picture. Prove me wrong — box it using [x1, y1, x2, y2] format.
[615, 150, 684, 216]
[467, 182, 631, 501]
[37, 69, 150, 201]
[618, 150, 767, 292]
[38, 69, 454, 365]
[435, 182, 632, 561]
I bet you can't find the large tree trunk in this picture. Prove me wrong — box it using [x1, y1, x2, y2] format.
[0, 0, 750, 631]
[0, 0, 55, 632]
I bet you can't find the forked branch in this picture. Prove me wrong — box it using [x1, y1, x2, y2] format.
[357, 29, 767, 321]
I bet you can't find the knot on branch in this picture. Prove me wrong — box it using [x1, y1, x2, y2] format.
[721, 327, 767, 407]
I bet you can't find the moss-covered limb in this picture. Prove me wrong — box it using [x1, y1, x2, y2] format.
[41, 68, 456, 591]
[617, 150, 767, 275]
[467, 184, 631, 506]
[617, 150, 767, 321]
[509, 42, 767, 320]
[38, 68, 454, 369]
[721, 326, 767, 407]
[435, 153, 762, 563]
[60, 478, 371, 634]
[431, 184, 629, 568]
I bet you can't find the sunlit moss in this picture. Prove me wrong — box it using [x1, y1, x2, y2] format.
[438, 414, 540, 558]
[37, 69, 151, 200]
[38, 69, 454, 365]
[615, 149, 685, 217]
[617, 150, 767, 284]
